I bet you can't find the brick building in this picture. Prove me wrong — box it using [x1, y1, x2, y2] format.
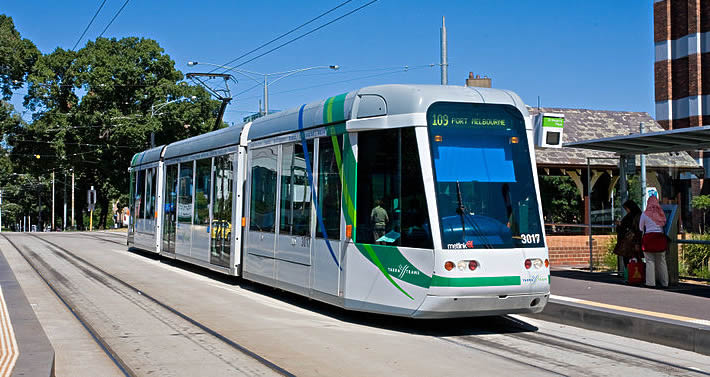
[654, 0, 710, 130]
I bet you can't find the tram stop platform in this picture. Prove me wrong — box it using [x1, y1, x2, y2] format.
[527, 268, 710, 356]
[0, 249, 55, 377]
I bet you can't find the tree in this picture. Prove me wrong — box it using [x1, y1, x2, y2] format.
[0, 15, 40, 100]
[14, 36, 222, 229]
[692, 195, 710, 233]
[539, 176, 582, 224]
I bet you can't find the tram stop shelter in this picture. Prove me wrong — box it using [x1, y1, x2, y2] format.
[564, 125, 710, 285]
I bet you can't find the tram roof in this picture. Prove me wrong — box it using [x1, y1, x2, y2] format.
[246, 84, 528, 141]
[130, 145, 165, 167]
[163, 124, 244, 161]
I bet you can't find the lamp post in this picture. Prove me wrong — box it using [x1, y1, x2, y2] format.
[187, 62, 339, 115]
[150, 96, 197, 148]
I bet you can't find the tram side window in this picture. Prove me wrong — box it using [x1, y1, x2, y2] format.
[136, 169, 146, 219]
[250, 147, 278, 232]
[280, 141, 314, 236]
[129, 170, 135, 217]
[145, 168, 155, 219]
[178, 162, 194, 224]
[356, 128, 433, 249]
[317, 136, 342, 240]
[194, 158, 211, 226]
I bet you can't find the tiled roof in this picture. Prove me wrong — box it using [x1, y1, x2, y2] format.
[529, 107, 700, 169]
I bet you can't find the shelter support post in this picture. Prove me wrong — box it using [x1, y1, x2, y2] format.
[618, 156, 628, 273]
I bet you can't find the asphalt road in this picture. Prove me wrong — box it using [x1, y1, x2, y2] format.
[2, 231, 710, 377]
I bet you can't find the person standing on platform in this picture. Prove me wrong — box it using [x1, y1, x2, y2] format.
[639, 196, 668, 288]
[614, 200, 643, 267]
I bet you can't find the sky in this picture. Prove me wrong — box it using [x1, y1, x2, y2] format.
[3, 1, 655, 126]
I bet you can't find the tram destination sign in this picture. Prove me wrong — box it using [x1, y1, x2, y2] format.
[429, 112, 508, 128]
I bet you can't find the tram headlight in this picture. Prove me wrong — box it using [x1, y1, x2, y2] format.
[457, 261, 466, 271]
[533, 259, 543, 269]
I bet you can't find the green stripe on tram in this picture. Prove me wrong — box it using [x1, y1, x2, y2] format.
[323, 93, 347, 124]
[429, 275, 521, 287]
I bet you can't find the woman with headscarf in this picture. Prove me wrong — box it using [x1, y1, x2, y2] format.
[614, 200, 643, 267]
[639, 196, 668, 288]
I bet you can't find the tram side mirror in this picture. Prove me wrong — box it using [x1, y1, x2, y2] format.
[533, 113, 565, 148]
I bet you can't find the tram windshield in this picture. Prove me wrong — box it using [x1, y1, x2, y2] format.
[427, 102, 543, 249]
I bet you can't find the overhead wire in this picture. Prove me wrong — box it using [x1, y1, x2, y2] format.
[215, 0, 354, 72]
[98, 0, 131, 38]
[229, 0, 379, 70]
[72, 0, 108, 50]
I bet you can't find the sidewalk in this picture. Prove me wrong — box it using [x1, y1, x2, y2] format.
[0, 244, 55, 377]
[527, 268, 710, 356]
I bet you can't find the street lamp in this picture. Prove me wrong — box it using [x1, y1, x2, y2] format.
[150, 96, 197, 148]
[187, 61, 339, 115]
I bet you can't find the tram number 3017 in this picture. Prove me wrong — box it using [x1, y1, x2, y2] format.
[520, 233, 541, 244]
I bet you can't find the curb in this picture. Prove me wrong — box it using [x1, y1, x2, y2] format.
[524, 299, 710, 356]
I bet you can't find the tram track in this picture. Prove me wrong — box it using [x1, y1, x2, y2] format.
[442, 320, 710, 377]
[1, 233, 294, 377]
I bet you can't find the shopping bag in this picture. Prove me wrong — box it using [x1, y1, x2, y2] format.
[627, 258, 644, 285]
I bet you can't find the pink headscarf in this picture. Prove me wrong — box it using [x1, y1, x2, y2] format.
[644, 196, 666, 227]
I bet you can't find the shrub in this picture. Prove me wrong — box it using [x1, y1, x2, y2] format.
[602, 236, 618, 271]
[682, 233, 710, 277]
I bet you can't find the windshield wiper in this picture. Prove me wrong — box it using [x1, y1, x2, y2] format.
[455, 180, 466, 237]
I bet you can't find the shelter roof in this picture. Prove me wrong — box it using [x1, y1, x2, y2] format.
[529, 107, 699, 169]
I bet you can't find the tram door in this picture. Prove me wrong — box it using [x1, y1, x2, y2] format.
[210, 154, 234, 267]
[162, 164, 178, 253]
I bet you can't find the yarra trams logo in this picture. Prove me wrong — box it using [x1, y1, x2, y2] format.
[387, 264, 421, 280]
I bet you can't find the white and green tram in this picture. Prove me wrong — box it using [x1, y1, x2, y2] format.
[128, 84, 550, 318]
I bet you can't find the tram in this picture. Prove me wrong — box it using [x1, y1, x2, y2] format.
[128, 84, 550, 318]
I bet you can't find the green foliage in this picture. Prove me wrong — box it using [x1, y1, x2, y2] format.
[613, 175, 643, 212]
[691, 195, 710, 211]
[601, 236, 618, 271]
[0, 29, 223, 229]
[539, 176, 582, 223]
[0, 15, 40, 99]
[682, 233, 710, 277]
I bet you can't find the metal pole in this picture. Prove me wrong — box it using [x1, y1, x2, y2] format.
[150, 104, 155, 148]
[0, 190, 3, 232]
[640, 122, 647, 210]
[71, 169, 75, 229]
[52, 170, 55, 230]
[588, 157, 593, 271]
[263, 75, 269, 115]
[63, 171, 67, 230]
[440, 16, 448, 85]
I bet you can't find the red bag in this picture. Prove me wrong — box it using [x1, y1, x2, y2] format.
[627, 258, 645, 285]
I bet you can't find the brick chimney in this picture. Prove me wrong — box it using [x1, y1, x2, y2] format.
[465, 72, 491, 88]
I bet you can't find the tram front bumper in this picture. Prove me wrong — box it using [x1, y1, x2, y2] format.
[412, 292, 549, 318]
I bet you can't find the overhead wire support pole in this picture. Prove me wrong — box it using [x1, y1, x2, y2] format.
[440, 16, 448, 85]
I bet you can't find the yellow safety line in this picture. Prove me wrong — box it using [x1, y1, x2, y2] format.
[551, 294, 710, 326]
[0, 286, 18, 377]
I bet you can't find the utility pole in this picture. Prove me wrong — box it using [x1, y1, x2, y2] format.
[0, 190, 3, 232]
[640, 122, 647, 210]
[63, 171, 67, 230]
[71, 169, 75, 229]
[52, 170, 55, 231]
[440, 16, 448, 85]
[264, 75, 269, 115]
